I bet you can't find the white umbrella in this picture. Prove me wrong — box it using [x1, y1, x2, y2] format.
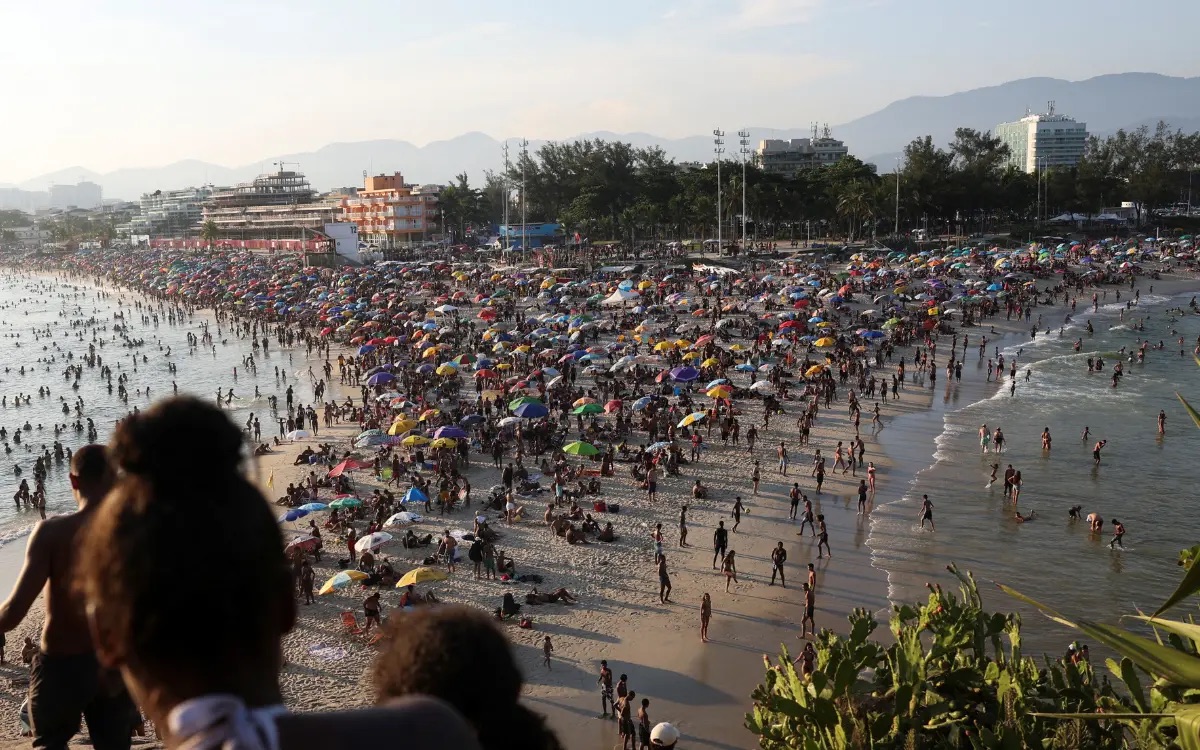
[385, 512, 423, 527]
[749, 380, 774, 393]
[498, 416, 522, 427]
[355, 532, 393, 553]
[286, 429, 312, 441]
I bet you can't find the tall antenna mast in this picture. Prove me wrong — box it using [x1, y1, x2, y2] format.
[502, 141, 510, 255]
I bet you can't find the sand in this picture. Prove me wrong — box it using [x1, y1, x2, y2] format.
[3, 263, 1192, 749]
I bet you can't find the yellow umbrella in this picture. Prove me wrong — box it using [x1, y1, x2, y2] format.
[435, 364, 458, 376]
[729, 344, 746, 351]
[654, 341, 675, 351]
[928, 308, 939, 316]
[496, 362, 512, 370]
[676, 339, 692, 348]
[706, 385, 732, 399]
[401, 435, 430, 447]
[815, 321, 832, 328]
[573, 397, 596, 407]
[388, 419, 418, 435]
[319, 570, 369, 596]
[481, 389, 504, 399]
[681, 351, 700, 361]
[701, 357, 721, 368]
[638, 280, 653, 290]
[805, 365, 826, 377]
[418, 409, 440, 421]
[514, 345, 532, 353]
[396, 566, 449, 588]
[814, 337, 837, 347]
[422, 346, 440, 359]
[430, 438, 457, 449]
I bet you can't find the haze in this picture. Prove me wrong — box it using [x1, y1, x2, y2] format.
[2, 0, 1197, 182]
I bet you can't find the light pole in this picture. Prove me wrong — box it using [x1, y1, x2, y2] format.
[519, 139, 529, 257]
[739, 129, 750, 252]
[894, 156, 901, 242]
[501, 141, 510, 257]
[714, 129, 725, 251]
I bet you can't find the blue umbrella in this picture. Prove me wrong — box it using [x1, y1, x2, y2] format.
[460, 414, 486, 426]
[861, 331, 886, 339]
[632, 396, 653, 411]
[358, 344, 377, 355]
[670, 366, 700, 382]
[513, 401, 549, 419]
[298, 503, 329, 512]
[706, 378, 729, 389]
[433, 426, 468, 440]
[734, 363, 756, 372]
[403, 487, 428, 505]
[365, 372, 395, 386]
[646, 441, 672, 452]
[281, 508, 310, 522]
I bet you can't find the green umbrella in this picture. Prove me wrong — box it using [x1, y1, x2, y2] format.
[572, 403, 604, 415]
[508, 396, 543, 411]
[562, 440, 600, 456]
[330, 497, 363, 509]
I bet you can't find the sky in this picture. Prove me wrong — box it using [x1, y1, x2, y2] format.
[2, 0, 1198, 183]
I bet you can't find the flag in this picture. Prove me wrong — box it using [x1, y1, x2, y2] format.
[266, 471, 275, 489]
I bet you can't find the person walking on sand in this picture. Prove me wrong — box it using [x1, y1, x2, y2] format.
[678, 505, 688, 547]
[751, 460, 761, 495]
[300, 559, 315, 604]
[700, 593, 712, 642]
[807, 562, 816, 592]
[816, 514, 830, 558]
[732, 496, 745, 532]
[598, 660, 614, 718]
[919, 494, 935, 531]
[798, 497, 815, 537]
[542, 635, 554, 669]
[777, 442, 788, 476]
[769, 541, 787, 587]
[789, 483, 801, 520]
[801, 582, 816, 638]
[657, 555, 672, 604]
[857, 479, 869, 515]
[721, 550, 738, 592]
[712, 521, 728, 569]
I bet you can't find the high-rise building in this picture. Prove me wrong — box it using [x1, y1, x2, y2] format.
[123, 186, 213, 237]
[995, 103, 1088, 173]
[340, 172, 439, 248]
[757, 126, 849, 179]
[48, 180, 102, 209]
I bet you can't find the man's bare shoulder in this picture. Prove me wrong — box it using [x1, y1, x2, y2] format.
[29, 512, 87, 549]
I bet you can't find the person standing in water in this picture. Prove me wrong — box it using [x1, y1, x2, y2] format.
[918, 494, 936, 531]
[1159, 410, 1167, 435]
[1109, 519, 1126, 549]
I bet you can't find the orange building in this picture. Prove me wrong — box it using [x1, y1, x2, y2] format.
[340, 172, 439, 247]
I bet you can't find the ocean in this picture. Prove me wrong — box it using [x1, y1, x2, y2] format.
[871, 285, 1200, 651]
[0, 271, 323, 550]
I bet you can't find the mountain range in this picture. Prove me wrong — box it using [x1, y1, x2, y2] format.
[7, 73, 1200, 201]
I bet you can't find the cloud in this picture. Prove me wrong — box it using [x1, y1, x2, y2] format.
[733, 0, 825, 28]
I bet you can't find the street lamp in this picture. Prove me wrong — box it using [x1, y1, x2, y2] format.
[714, 129, 725, 251]
[894, 156, 901, 242]
[739, 129, 750, 252]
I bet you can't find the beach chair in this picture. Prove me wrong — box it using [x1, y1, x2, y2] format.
[339, 611, 364, 635]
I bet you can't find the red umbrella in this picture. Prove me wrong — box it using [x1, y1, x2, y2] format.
[327, 458, 373, 478]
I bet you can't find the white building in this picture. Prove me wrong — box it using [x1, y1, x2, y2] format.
[123, 186, 213, 237]
[995, 104, 1088, 173]
[49, 181, 103, 210]
[757, 127, 849, 179]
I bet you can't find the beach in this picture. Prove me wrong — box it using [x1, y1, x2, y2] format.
[0, 243, 1196, 747]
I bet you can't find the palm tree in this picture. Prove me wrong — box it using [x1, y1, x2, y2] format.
[836, 182, 875, 241]
[200, 220, 219, 248]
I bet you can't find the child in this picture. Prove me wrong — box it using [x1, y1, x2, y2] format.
[543, 635, 554, 669]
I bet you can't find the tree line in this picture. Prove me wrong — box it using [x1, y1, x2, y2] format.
[437, 123, 1200, 244]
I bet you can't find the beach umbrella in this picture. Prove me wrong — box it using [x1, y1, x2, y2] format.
[562, 440, 600, 456]
[285, 429, 312, 441]
[430, 437, 458, 450]
[497, 416, 522, 427]
[632, 396, 654, 411]
[749, 381, 773, 394]
[401, 435, 430, 447]
[389, 419, 418, 436]
[604, 399, 623, 413]
[385, 511, 423, 527]
[327, 458, 372, 477]
[646, 441, 672, 453]
[706, 385, 732, 399]
[319, 570, 369, 595]
[572, 403, 604, 415]
[509, 396, 542, 410]
[814, 337, 836, 348]
[513, 401, 549, 419]
[298, 503, 329, 512]
[433, 426, 468, 440]
[677, 411, 707, 428]
[670, 366, 700, 382]
[403, 487, 429, 505]
[329, 497, 363, 509]
[805, 365, 826, 377]
[435, 364, 458, 376]
[280, 508, 310, 523]
[396, 567, 449, 588]
[365, 372, 395, 386]
[284, 535, 319, 556]
[354, 532, 394, 553]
